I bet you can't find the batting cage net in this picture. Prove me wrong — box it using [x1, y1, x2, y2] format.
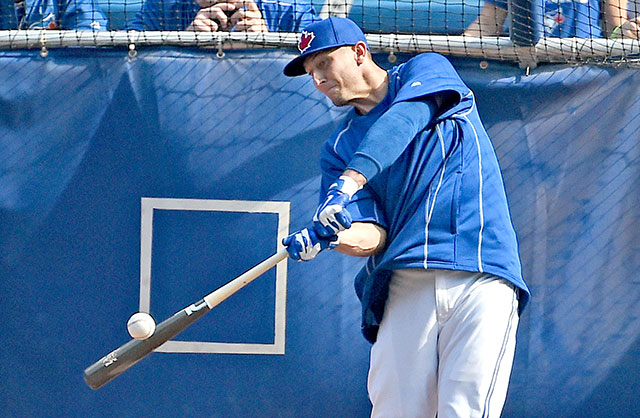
[1, 0, 640, 417]
[1, 45, 639, 417]
[0, 0, 639, 66]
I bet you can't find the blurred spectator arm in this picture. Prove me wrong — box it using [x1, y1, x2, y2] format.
[603, 0, 640, 38]
[464, 0, 508, 36]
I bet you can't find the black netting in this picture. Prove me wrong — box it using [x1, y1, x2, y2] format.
[0, 0, 638, 65]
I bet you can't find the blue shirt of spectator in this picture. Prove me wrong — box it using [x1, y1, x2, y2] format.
[1, 0, 108, 30]
[486, 0, 602, 37]
[126, 0, 318, 31]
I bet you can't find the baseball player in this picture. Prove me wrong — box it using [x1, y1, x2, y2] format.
[282, 17, 531, 417]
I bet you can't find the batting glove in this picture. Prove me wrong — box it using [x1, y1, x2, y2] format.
[313, 176, 361, 237]
[282, 228, 339, 261]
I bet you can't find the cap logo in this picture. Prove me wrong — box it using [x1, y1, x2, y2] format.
[299, 31, 315, 53]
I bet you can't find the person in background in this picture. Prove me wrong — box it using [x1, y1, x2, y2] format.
[126, 0, 318, 32]
[1, 0, 107, 30]
[602, 0, 640, 38]
[465, 0, 603, 37]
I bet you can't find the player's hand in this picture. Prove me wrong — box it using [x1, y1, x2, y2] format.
[232, 0, 269, 32]
[313, 176, 360, 237]
[282, 228, 339, 261]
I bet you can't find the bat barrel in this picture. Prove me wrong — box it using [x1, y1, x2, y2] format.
[83, 248, 288, 390]
[83, 300, 210, 390]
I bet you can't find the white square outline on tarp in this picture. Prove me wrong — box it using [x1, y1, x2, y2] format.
[139, 197, 289, 354]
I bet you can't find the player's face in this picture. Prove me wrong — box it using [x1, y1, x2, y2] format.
[303, 46, 363, 106]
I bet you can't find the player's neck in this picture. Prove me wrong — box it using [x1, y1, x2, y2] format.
[351, 65, 389, 115]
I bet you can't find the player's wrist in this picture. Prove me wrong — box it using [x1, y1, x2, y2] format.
[333, 175, 362, 198]
[346, 155, 379, 183]
[282, 227, 339, 261]
[314, 228, 340, 249]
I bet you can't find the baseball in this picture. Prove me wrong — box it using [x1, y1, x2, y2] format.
[127, 312, 156, 340]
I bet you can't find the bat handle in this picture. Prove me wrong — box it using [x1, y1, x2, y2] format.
[203, 247, 288, 309]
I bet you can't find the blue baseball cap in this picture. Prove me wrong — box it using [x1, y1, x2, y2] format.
[283, 17, 368, 77]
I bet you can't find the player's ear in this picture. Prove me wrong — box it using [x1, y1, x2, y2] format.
[353, 41, 368, 65]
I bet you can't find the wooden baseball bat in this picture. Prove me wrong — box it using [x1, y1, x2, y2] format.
[83, 248, 288, 390]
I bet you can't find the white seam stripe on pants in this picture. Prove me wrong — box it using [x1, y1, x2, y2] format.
[368, 268, 519, 418]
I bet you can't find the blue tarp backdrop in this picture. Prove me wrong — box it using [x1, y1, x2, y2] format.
[0, 48, 639, 417]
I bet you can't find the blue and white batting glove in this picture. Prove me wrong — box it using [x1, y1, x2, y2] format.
[313, 176, 361, 237]
[282, 228, 339, 261]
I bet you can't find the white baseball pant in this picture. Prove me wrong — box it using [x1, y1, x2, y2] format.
[367, 268, 519, 418]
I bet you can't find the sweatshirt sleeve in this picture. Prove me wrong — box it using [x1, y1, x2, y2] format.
[346, 97, 437, 181]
